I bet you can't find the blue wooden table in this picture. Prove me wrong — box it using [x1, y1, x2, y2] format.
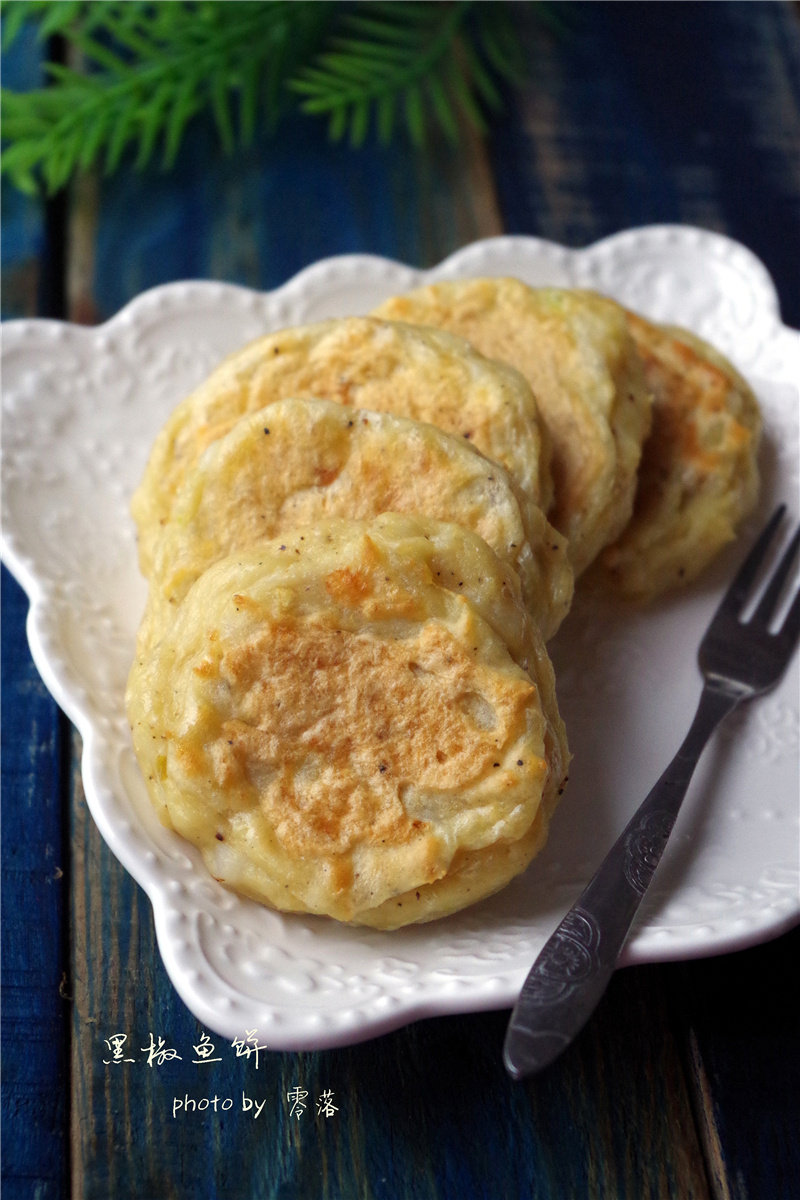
[3, 4, 799, 1198]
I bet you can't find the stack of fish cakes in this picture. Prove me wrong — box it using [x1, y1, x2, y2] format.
[128, 284, 762, 929]
[137, 394, 573, 652]
[373, 279, 762, 599]
[127, 318, 572, 929]
[375, 280, 655, 577]
[131, 316, 554, 573]
[128, 515, 569, 928]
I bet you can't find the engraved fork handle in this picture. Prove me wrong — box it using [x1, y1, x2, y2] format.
[503, 682, 741, 1080]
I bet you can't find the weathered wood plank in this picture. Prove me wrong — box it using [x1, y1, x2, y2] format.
[490, 1, 800, 325]
[69, 850, 713, 1200]
[65, 106, 504, 327]
[670, 932, 800, 1200]
[1, 571, 70, 1200]
[5, 3, 798, 1197]
[1, 27, 72, 1200]
[0, 25, 46, 321]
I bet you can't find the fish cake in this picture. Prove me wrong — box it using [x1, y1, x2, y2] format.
[144, 500, 541, 680]
[591, 314, 762, 601]
[142, 396, 572, 649]
[131, 316, 552, 575]
[126, 514, 570, 928]
[372, 280, 653, 576]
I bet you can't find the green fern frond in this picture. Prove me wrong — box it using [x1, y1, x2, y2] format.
[1, 1, 332, 193]
[292, 0, 493, 148]
[1, 0, 549, 194]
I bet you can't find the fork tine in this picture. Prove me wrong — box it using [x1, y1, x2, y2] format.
[753, 523, 800, 626]
[777, 586, 800, 651]
[721, 505, 786, 613]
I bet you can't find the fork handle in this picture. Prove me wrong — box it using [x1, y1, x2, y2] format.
[503, 682, 741, 1080]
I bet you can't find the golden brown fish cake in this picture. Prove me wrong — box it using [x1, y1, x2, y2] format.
[142, 396, 572, 649]
[143, 503, 540, 681]
[590, 314, 762, 602]
[372, 280, 653, 576]
[131, 316, 551, 576]
[126, 515, 569, 928]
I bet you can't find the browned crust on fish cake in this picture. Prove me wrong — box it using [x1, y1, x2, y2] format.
[373, 280, 653, 576]
[591, 313, 761, 601]
[126, 516, 569, 928]
[131, 317, 551, 575]
[141, 397, 572, 649]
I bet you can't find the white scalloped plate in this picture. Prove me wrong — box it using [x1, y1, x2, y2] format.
[3, 227, 799, 1050]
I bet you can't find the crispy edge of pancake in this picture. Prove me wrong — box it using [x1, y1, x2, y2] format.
[126, 516, 569, 926]
[130, 316, 553, 575]
[372, 280, 653, 576]
[589, 313, 762, 602]
[142, 396, 573, 649]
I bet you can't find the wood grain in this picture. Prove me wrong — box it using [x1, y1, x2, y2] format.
[671, 936, 800, 1200]
[490, 2, 800, 326]
[3, 4, 799, 1197]
[1, 572, 70, 1200]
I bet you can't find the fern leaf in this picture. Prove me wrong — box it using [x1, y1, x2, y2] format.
[0, 0, 332, 191]
[238, 56, 261, 146]
[330, 35, 419, 66]
[349, 96, 370, 148]
[103, 102, 138, 174]
[163, 78, 202, 168]
[211, 71, 236, 154]
[291, 0, 522, 149]
[0, 137, 46, 194]
[43, 62, 107, 91]
[342, 13, 431, 47]
[0, 94, 51, 139]
[458, 37, 502, 113]
[36, 1, 85, 41]
[447, 60, 488, 135]
[1, 1, 35, 51]
[315, 51, 378, 86]
[428, 73, 459, 144]
[473, 5, 527, 83]
[403, 83, 425, 147]
[0, 0, 549, 194]
[375, 90, 396, 145]
[78, 103, 113, 171]
[135, 88, 170, 171]
[90, 11, 156, 59]
[328, 100, 348, 143]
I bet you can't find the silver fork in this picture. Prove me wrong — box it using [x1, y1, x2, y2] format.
[504, 504, 800, 1081]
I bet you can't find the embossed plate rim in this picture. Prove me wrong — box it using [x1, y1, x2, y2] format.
[2, 225, 799, 1049]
